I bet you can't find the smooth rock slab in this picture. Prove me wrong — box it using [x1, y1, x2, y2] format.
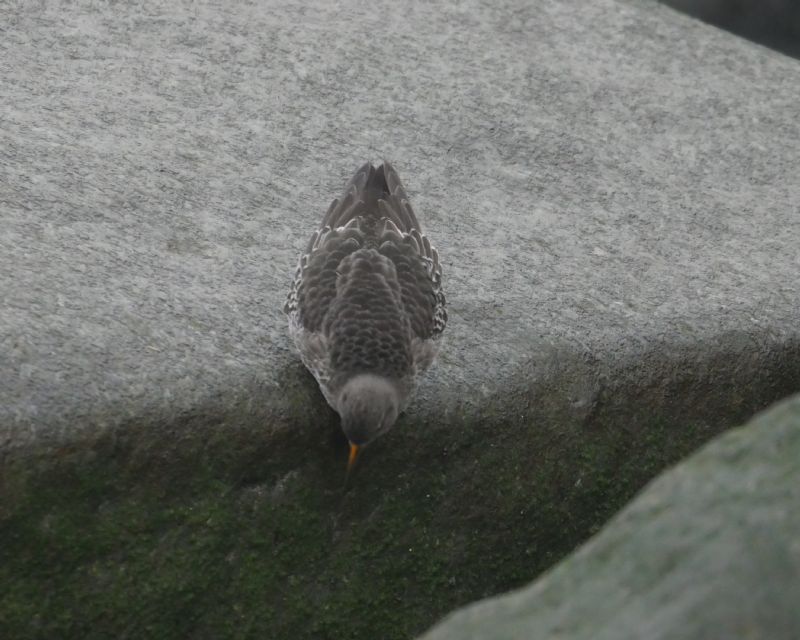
[1, 3, 800, 637]
[418, 394, 800, 640]
[1, 0, 799, 463]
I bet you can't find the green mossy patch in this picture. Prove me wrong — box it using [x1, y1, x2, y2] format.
[1, 404, 721, 640]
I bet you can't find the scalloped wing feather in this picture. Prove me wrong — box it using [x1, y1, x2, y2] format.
[284, 162, 447, 395]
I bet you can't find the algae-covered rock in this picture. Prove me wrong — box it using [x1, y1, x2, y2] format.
[2, 0, 800, 638]
[418, 395, 800, 640]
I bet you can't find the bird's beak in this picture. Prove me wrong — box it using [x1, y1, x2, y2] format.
[347, 442, 360, 473]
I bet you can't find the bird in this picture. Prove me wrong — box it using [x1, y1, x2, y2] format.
[284, 161, 447, 473]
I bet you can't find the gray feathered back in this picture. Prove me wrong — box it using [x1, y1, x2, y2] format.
[284, 161, 446, 418]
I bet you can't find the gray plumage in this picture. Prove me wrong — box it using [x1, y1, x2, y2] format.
[284, 162, 446, 447]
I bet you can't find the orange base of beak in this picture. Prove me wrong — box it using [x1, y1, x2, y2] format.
[347, 443, 360, 472]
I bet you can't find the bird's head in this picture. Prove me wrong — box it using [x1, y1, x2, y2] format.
[337, 374, 401, 472]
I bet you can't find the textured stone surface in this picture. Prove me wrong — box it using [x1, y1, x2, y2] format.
[418, 394, 800, 640]
[2, 0, 799, 462]
[2, 1, 800, 638]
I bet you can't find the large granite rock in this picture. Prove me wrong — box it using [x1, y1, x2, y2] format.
[418, 394, 800, 640]
[1, 0, 799, 638]
[2, 0, 799, 464]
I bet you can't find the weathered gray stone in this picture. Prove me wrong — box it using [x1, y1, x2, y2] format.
[2, 0, 799, 465]
[418, 394, 800, 640]
[2, 1, 800, 637]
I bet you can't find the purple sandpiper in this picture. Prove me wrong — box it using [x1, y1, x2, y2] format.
[284, 162, 447, 471]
